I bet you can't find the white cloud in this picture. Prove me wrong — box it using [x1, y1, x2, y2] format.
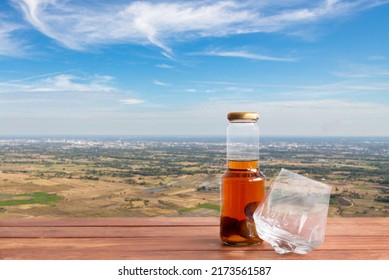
[192, 79, 389, 99]
[368, 55, 386, 61]
[71, 98, 385, 136]
[182, 98, 389, 136]
[197, 50, 297, 62]
[119, 98, 144, 105]
[0, 72, 144, 107]
[334, 63, 389, 78]
[0, 73, 116, 93]
[153, 80, 170, 87]
[185, 88, 197, 93]
[226, 87, 254, 93]
[0, 72, 145, 124]
[156, 64, 174, 69]
[0, 15, 25, 56]
[15, 0, 388, 53]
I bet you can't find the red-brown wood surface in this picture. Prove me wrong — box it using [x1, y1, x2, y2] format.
[0, 217, 388, 260]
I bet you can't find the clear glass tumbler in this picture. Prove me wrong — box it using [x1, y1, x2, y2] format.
[253, 168, 332, 254]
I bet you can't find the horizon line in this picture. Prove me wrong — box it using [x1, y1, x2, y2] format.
[1, 134, 389, 139]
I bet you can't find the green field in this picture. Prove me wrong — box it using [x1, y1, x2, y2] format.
[0, 192, 61, 207]
[178, 203, 221, 213]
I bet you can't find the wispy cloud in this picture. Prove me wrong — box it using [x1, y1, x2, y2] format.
[156, 64, 174, 69]
[198, 98, 385, 112]
[119, 98, 144, 105]
[192, 79, 389, 98]
[185, 88, 197, 93]
[0, 71, 145, 119]
[368, 55, 386, 61]
[0, 14, 25, 56]
[0, 73, 116, 93]
[197, 50, 297, 62]
[153, 80, 170, 87]
[15, 0, 388, 54]
[334, 63, 389, 78]
[226, 87, 254, 93]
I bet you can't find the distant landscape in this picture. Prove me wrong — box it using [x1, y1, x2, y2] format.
[0, 136, 388, 218]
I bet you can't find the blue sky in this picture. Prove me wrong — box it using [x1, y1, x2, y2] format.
[1, 0, 389, 136]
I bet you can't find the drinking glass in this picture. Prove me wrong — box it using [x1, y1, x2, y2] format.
[253, 169, 332, 254]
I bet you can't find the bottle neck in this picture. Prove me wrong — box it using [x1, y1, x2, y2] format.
[227, 121, 259, 164]
[227, 159, 259, 170]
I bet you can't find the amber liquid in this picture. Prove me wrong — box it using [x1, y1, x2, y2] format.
[220, 160, 265, 246]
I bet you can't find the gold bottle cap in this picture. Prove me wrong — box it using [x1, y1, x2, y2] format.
[227, 112, 259, 121]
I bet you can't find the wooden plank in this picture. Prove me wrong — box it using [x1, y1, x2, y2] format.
[0, 226, 219, 238]
[1, 218, 387, 237]
[0, 237, 272, 252]
[1, 225, 389, 242]
[1, 238, 388, 260]
[325, 218, 389, 236]
[5, 249, 389, 260]
[0, 217, 219, 227]
[1, 218, 387, 235]
[1, 235, 389, 253]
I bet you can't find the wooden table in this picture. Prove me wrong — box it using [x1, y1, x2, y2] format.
[0, 217, 388, 260]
